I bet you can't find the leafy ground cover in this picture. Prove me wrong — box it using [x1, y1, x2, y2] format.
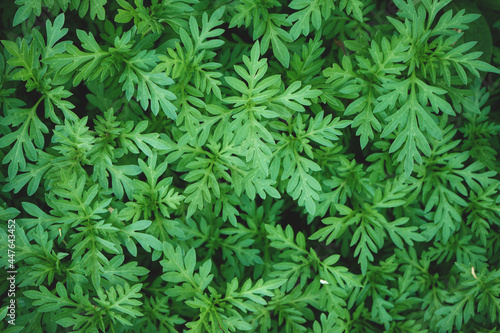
[1, 0, 500, 332]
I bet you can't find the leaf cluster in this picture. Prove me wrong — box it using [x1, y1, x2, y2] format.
[1, 0, 500, 332]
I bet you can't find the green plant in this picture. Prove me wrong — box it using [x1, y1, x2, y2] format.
[1, 0, 500, 332]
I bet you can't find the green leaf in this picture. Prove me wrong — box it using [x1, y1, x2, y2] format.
[119, 220, 162, 256]
[261, 14, 292, 68]
[0, 207, 20, 220]
[384, 217, 425, 248]
[121, 66, 177, 119]
[14, 0, 41, 26]
[107, 164, 142, 200]
[237, 278, 286, 304]
[24, 282, 79, 312]
[94, 283, 144, 326]
[287, 0, 335, 40]
[0, 102, 48, 178]
[78, 0, 107, 20]
[161, 242, 214, 299]
[0, 306, 7, 321]
[119, 120, 171, 156]
[436, 295, 474, 333]
[310, 205, 356, 245]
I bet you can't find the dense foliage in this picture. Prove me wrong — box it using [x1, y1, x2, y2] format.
[1, 0, 500, 332]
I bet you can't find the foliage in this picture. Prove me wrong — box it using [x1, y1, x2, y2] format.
[1, 0, 500, 332]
